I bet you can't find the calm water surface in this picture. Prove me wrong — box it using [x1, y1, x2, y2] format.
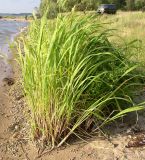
[0, 20, 28, 85]
[0, 20, 28, 54]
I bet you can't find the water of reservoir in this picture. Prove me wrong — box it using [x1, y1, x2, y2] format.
[0, 20, 28, 85]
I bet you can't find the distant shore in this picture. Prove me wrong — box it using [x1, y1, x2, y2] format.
[0, 17, 32, 22]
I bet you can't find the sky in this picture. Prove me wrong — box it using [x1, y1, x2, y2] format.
[0, 0, 40, 13]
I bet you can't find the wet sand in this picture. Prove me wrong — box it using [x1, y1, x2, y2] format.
[0, 58, 13, 86]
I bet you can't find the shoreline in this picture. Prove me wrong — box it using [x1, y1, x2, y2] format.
[0, 21, 28, 86]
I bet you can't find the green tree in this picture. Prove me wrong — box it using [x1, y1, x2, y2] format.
[40, 0, 58, 18]
[39, 0, 145, 16]
[126, 0, 135, 10]
[135, 0, 145, 10]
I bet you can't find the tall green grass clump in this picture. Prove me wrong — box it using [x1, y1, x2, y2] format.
[18, 13, 144, 148]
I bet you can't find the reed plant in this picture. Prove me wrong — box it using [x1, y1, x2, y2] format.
[18, 13, 144, 148]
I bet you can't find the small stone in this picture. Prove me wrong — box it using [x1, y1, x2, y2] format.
[70, 158, 76, 160]
[126, 129, 132, 134]
[128, 135, 132, 139]
[4, 115, 9, 118]
[3, 77, 15, 86]
[12, 132, 20, 139]
[14, 125, 19, 131]
[114, 144, 119, 148]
